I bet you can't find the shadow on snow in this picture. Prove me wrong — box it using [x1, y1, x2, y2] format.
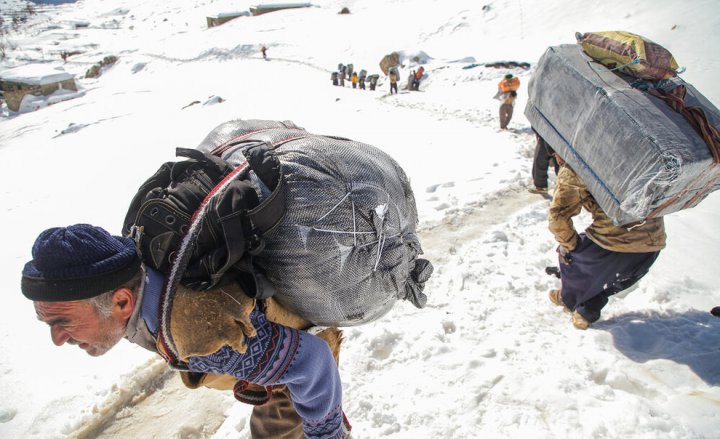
[594, 309, 720, 385]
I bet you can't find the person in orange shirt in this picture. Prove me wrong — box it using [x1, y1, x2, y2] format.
[497, 73, 520, 129]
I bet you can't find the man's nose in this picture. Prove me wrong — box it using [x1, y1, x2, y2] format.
[50, 326, 69, 346]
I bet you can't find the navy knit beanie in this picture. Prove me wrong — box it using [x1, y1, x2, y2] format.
[21, 224, 141, 302]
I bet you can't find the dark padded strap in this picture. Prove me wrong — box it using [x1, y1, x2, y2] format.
[176, 147, 234, 175]
[247, 175, 287, 236]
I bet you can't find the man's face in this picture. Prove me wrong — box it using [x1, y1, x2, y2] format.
[35, 299, 126, 357]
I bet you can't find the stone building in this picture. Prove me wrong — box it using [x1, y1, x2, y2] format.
[0, 65, 78, 112]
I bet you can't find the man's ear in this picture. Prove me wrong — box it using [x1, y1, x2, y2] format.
[112, 288, 136, 322]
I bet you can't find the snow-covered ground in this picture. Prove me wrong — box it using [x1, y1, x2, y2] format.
[1, 0, 718, 438]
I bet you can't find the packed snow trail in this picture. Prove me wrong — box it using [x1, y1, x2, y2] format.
[69, 360, 232, 439]
[419, 187, 542, 265]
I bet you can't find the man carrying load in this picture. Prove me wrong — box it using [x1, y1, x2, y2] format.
[497, 73, 520, 129]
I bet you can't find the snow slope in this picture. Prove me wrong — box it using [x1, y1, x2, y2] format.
[0, 0, 718, 438]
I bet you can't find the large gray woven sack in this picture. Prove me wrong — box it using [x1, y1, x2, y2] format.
[525, 44, 720, 225]
[196, 119, 432, 326]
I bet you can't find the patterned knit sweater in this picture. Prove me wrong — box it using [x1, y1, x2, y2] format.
[188, 308, 346, 439]
[128, 268, 348, 439]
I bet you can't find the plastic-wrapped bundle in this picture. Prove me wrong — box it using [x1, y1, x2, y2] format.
[195, 120, 432, 326]
[525, 44, 720, 225]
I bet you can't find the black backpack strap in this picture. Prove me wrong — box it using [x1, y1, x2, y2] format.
[241, 142, 286, 239]
[232, 257, 278, 300]
[247, 176, 286, 244]
[187, 142, 287, 294]
[213, 144, 288, 297]
[176, 147, 234, 176]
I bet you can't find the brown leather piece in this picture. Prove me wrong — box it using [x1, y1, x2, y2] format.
[263, 297, 311, 330]
[170, 282, 256, 361]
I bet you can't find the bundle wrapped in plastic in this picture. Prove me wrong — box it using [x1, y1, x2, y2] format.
[194, 120, 432, 326]
[525, 44, 720, 225]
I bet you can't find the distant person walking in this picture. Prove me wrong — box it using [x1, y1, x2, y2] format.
[389, 69, 398, 95]
[369, 75, 378, 91]
[497, 73, 520, 129]
[339, 64, 347, 86]
[261, 45, 267, 59]
[498, 90, 517, 129]
[351, 72, 358, 89]
[407, 71, 416, 91]
[411, 67, 424, 91]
